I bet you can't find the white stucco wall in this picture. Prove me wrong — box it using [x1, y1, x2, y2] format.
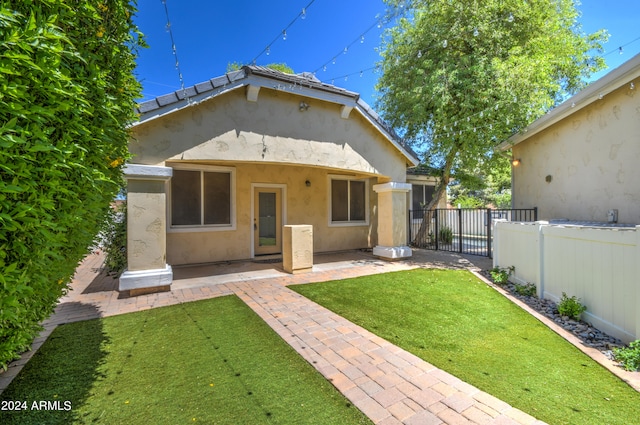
[512, 83, 640, 223]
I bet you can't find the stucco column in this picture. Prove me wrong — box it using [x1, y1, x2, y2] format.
[119, 164, 173, 295]
[372, 182, 412, 260]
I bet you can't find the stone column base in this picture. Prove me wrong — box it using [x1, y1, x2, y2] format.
[119, 265, 173, 295]
[373, 245, 412, 261]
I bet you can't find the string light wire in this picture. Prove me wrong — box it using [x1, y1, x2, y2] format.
[249, 0, 317, 65]
[161, 0, 189, 103]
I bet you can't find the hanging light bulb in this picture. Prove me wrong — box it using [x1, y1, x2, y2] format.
[417, 50, 422, 58]
[266, 46, 270, 56]
[323, 65, 327, 72]
[507, 13, 514, 22]
[332, 57, 337, 65]
[301, 8, 306, 19]
[343, 46, 348, 54]
[360, 35, 365, 44]
[360, 70, 363, 77]
[442, 39, 448, 48]
[473, 28, 479, 37]
[631, 82, 636, 90]
[619, 46, 624, 55]
[480, 111, 484, 118]
[345, 76, 348, 81]
[282, 30, 287, 41]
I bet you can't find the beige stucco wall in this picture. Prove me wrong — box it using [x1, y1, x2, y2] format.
[165, 162, 379, 265]
[512, 83, 640, 223]
[130, 87, 409, 182]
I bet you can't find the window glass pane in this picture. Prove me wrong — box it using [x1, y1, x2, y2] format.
[412, 184, 424, 210]
[331, 180, 348, 221]
[172, 170, 201, 225]
[203, 172, 231, 225]
[349, 180, 365, 221]
[423, 185, 435, 207]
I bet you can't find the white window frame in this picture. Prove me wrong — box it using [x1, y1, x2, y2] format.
[168, 163, 236, 233]
[327, 175, 369, 227]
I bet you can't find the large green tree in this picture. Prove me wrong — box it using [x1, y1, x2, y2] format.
[0, 1, 143, 367]
[377, 0, 607, 209]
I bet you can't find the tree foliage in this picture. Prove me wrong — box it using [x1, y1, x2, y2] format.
[377, 0, 607, 208]
[449, 160, 512, 208]
[0, 0, 143, 368]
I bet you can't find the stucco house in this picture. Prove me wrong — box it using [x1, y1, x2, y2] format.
[119, 66, 419, 294]
[501, 53, 640, 224]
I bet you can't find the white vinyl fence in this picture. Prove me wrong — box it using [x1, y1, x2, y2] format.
[493, 220, 640, 343]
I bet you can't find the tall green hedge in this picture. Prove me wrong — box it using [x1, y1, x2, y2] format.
[0, 1, 143, 368]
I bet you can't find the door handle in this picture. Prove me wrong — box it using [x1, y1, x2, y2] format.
[254, 219, 257, 230]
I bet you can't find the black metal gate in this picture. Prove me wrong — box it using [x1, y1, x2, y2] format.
[407, 208, 537, 258]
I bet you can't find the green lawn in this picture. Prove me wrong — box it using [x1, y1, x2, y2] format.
[0, 295, 371, 425]
[291, 269, 640, 425]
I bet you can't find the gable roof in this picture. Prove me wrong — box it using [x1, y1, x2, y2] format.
[499, 52, 640, 151]
[135, 66, 419, 166]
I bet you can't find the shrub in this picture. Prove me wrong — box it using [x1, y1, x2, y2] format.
[557, 292, 587, 321]
[514, 282, 536, 297]
[101, 202, 127, 276]
[613, 340, 640, 372]
[439, 226, 453, 244]
[490, 266, 514, 285]
[0, 1, 143, 368]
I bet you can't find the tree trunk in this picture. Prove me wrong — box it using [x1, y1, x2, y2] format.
[412, 149, 456, 246]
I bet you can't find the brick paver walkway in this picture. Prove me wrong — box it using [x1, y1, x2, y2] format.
[1, 250, 546, 424]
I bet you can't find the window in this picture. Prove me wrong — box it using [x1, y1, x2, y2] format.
[412, 184, 435, 210]
[170, 165, 234, 229]
[330, 177, 368, 224]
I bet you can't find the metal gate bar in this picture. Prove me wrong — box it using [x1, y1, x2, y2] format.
[407, 207, 537, 258]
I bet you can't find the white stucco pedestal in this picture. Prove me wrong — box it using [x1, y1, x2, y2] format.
[119, 164, 173, 295]
[283, 225, 313, 274]
[373, 182, 412, 261]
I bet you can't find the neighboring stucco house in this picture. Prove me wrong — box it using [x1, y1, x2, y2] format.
[501, 53, 640, 224]
[120, 66, 419, 293]
[406, 165, 447, 211]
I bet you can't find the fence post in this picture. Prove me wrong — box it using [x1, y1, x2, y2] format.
[487, 208, 492, 258]
[458, 208, 463, 253]
[636, 226, 640, 341]
[534, 207, 538, 221]
[434, 209, 439, 251]
[407, 210, 412, 245]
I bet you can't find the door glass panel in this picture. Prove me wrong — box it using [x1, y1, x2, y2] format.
[258, 192, 276, 246]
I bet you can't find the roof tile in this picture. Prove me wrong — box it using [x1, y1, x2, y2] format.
[210, 75, 228, 88]
[176, 87, 197, 100]
[156, 92, 179, 107]
[194, 81, 213, 93]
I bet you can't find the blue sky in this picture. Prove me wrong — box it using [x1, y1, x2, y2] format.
[133, 0, 640, 107]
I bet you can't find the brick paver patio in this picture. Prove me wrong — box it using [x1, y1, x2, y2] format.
[1, 249, 548, 424]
